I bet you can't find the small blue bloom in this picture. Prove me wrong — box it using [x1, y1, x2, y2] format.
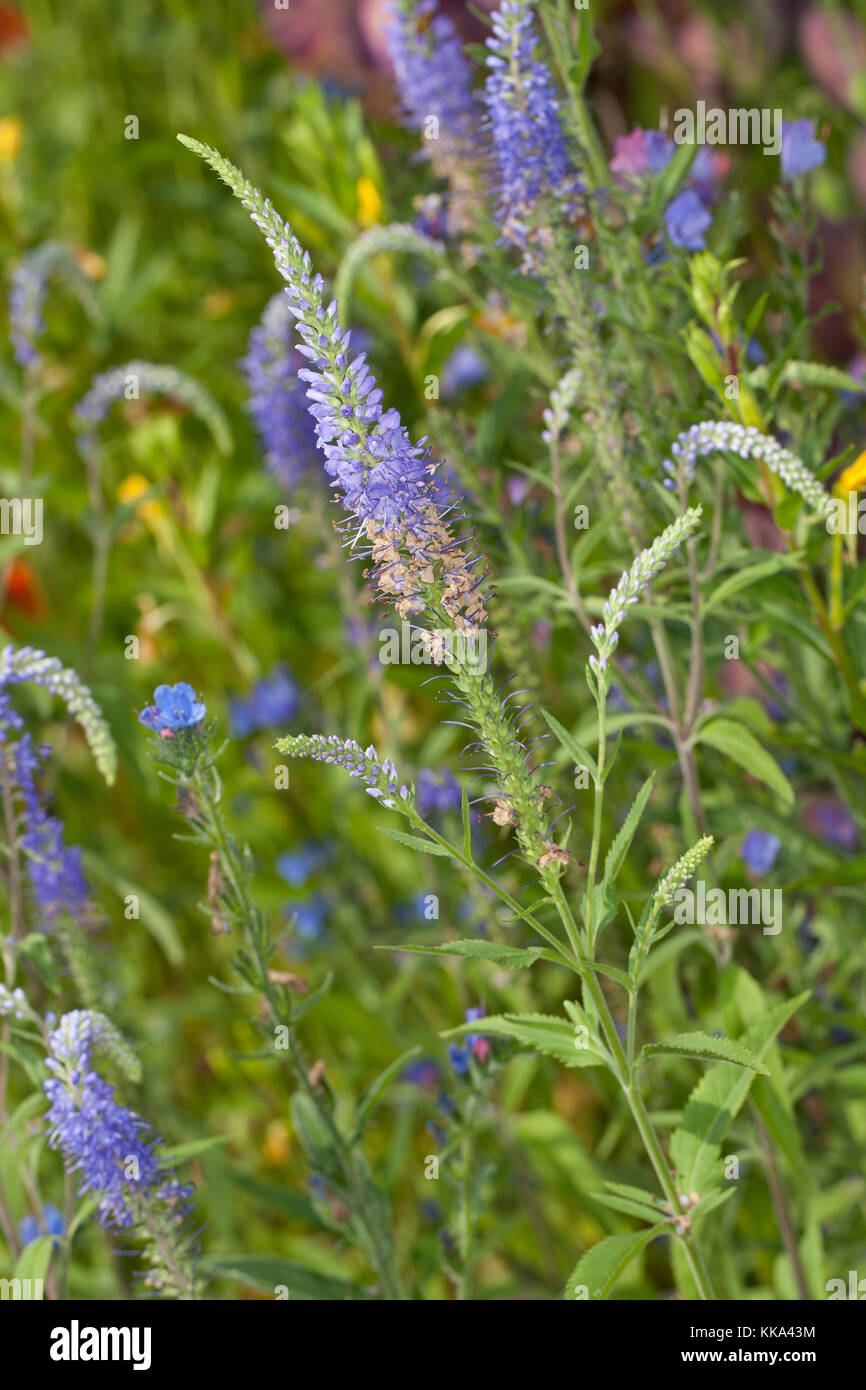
[441, 345, 488, 400]
[402, 1058, 440, 1089]
[276, 843, 329, 889]
[664, 190, 712, 250]
[415, 767, 462, 819]
[781, 119, 826, 179]
[139, 682, 206, 732]
[645, 129, 675, 173]
[19, 1202, 64, 1248]
[18, 1215, 40, 1246]
[230, 665, 299, 737]
[741, 829, 781, 877]
[289, 896, 328, 941]
[448, 1043, 470, 1076]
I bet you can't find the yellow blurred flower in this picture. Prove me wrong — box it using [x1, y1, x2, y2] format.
[203, 288, 235, 319]
[0, 115, 22, 161]
[76, 248, 106, 280]
[263, 1118, 290, 1166]
[117, 473, 165, 523]
[835, 449, 866, 496]
[356, 175, 382, 228]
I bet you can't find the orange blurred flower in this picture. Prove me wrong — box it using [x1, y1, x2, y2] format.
[2, 557, 46, 622]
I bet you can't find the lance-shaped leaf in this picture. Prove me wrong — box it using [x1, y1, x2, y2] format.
[694, 717, 794, 810]
[540, 708, 598, 783]
[670, 991, 810, 1196]
[383, 940, 546, 970]
[564, 1228, 660, 1301]
[602, 773, 655, 887]
[638, 1031, 770, 1072]
[443, 1012, 608, 1069]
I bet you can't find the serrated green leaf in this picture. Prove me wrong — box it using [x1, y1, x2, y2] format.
[750, 359, 866, 395]
[639, 1031, 770, 1072]
[602, 773, 654, 886]
[564, 1228, 659, 1300]
[444, 1012, 606, 1069]
[376, 825, 452, 856]
[385, 939, 546, 970]
[670, 991, 810, 1195]
[594, 1193, 666, 1223]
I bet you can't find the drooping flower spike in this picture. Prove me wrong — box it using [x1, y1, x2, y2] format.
[73, 360, 231, 460]
[8, 241, 102, 370]
[662, 420, 831, 517]
[15, 734, 89, 928]
[0, 644, 117, 784]
[43, 1010, 161, 1228]
[275, 734, 413, 811]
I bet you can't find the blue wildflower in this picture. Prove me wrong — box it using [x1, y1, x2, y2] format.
[289, 896, 328, 941]
[139, 682, 206, 733]
[441, 344, 489, 399]
[277, 843, 330, 889]
[741, 829, 781, 877]
[402, 1058, 440, 1089]
[664, 190, 712, 250]
[781, 119, 826, 180]
[415, 766, 462, 818]
[448, 1042, 470, 1076]
[242, 293, 318, 491]
[482, 0, 582, 270]
[229, 664, 299, 737]
[19, 1202, 64, 1249]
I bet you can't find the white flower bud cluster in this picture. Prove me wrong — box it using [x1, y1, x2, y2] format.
[663, 420, 831, 517]
[589, 508, 703, 676]
[654, 834, 715, 905]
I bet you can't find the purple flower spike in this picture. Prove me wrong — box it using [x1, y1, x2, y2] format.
[482, 0, 582, 271]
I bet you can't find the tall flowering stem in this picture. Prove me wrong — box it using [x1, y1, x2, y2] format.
[142, 696, 406, 1298]
[482, 0, 583, 271]
[180, 140, 721, 1298]
[384, 0, 482, 236]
